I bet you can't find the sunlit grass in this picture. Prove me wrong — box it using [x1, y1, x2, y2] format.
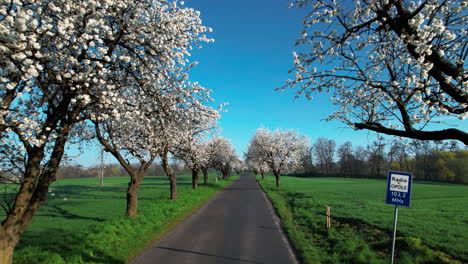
[258, 175, 467, 264]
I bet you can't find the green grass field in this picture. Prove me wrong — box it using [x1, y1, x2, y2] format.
[5, 174, 237, 264]
[258, 175, 468, 264]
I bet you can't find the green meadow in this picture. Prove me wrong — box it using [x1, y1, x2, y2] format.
[258, 175, 468, 264]
[4, 174, 236, 264]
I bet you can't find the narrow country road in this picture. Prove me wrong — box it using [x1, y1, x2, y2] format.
[129, 173, 297, 264]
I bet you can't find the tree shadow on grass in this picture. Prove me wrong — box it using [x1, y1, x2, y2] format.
[16, 228, 124, 264]
[142, 182, 192, 187]
[49, 180, 197, 199]
[48, 185, 126, 198]
[36, 204, 107, 222]
[48, 184, 173, 200]
[199, 183, 224, 191]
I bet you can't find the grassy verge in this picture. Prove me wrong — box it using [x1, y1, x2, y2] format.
[11, 174, 238, 264]
[258, 175, 467, 264]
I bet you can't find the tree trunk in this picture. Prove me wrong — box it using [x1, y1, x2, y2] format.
[169, 175, 177, 200]
[192, 168, 199, 189]
[221, 166, 231, 179]
[0, 243, 14, 264]
[0, 117, 74, 263]
[161, 151, 177, 200]
[0, 219, 23, 264]
[274, 171, 280, 187]
[203, 168, 209, 185]
[18, 173, 55, 234]
[261, 172, 264, 180]
[126, 175, 142, 217]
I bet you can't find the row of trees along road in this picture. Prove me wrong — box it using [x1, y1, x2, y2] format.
[0, 1, 242, 262]
[54, 157, 241, 182]
[283, 0, 467, 144]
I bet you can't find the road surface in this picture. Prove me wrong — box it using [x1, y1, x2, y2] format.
[129, 173, 298, 264]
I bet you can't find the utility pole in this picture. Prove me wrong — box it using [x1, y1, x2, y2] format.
[99, 148, 105, 186]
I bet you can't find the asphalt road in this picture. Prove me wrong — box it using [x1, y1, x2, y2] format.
[129, 173, 298, 264]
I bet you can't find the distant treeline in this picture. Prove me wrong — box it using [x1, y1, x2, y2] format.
[56, 162, 217, 180]
[291, 137, 468, 184]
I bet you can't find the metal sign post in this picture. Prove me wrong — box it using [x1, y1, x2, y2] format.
[390, 206, 398, 264]
[385, 171, 412, 264]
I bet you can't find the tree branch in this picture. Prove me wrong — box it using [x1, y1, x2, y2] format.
[354, 122, 468, 144]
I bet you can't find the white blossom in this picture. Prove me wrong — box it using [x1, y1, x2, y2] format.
[284, 0, 467, 142]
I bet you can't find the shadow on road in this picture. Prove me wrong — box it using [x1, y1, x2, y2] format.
[222, 187, 259, 191]
[156, 246, 265, 264]
[258, 225, 278, 231]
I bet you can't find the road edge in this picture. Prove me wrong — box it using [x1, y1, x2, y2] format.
[256, 179, 300, 264]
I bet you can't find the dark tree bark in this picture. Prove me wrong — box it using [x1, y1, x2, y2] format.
[273, 170, 280, 187]
[161, 151, 177, 200]
[192, 168, 200, 189]
[221, 165, 231, 179]
[169, 175, 177, 200]
[126, 176, 142, 217]
[202, 168, 209, 185]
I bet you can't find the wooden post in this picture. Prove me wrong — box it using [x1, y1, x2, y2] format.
[326, 206, 331, 229]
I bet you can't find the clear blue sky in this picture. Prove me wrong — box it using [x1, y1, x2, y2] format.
[186, 0, 393, 155]
[72, 0, 467, 166]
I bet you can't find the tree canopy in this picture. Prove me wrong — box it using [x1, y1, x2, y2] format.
[284, 0, 467, 144]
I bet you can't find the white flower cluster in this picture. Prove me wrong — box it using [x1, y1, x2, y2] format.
[205, 137, 238, 174]
[246, 128, 309, 175]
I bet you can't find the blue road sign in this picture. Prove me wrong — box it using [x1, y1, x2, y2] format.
[386, 171, 412, 207]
